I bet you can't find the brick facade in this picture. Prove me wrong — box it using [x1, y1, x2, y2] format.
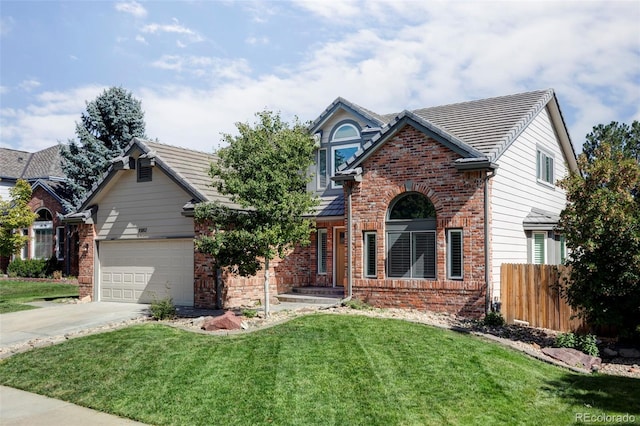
[0, 185, 78, 276]
[193, 219, 314, 308]
[347, 125, 489, 317]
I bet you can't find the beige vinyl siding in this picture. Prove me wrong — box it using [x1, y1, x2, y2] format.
[93, 166, 195, 240]
[490, 107, 569, 299]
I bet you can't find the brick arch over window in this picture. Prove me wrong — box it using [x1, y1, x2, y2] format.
[379, 183, 445, 216]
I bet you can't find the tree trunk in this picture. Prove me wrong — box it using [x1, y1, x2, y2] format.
[264, 258, 270, 318]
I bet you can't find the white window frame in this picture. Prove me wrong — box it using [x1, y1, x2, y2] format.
[56, 226, 65, 261]
[317, 148, 328, 190]
[447, 229, 463, 280]
[331, 123, 360, 142]
[330, 143, 360, 189]
[536, 148, 555, 186]
[363, 231, 377, 278]
[317, 229, 328, 274]
[532, 231, 547, 264]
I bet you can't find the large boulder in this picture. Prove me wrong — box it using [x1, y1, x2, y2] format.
[202, 311, 245, 331]
[542, 347, 602, 371]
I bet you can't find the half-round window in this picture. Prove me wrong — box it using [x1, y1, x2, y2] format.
[388, 193, 436, 220]
[331, 123, 360, 142]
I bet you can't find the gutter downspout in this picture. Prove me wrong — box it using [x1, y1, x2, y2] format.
[346, 182, 353, 300]
[484, 167, 497, 315]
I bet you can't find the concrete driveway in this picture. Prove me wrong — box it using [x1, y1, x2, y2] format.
[0, 302, 149, 351]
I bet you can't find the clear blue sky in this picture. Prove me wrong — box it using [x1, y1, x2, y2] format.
[1, 0, 639, 154]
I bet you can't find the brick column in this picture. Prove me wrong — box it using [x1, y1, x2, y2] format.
[194, 220, 216, 308]
[77, 223, 95, 300]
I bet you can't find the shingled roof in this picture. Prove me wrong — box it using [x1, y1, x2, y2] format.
[0, 145, 65, 180]
[315, 89, 574, 173]
[77, 138, 240, 212]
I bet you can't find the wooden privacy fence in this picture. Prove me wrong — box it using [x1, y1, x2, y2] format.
[500, 263, 585, 332]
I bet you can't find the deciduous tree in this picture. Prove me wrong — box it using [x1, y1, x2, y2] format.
[60, 87, 147, 209]
[195, 111, 318, 316]
[558, 121, 640, 337]
[0, 179, 37, 258]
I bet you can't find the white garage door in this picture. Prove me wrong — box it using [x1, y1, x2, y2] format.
[99, 239, 194, 306]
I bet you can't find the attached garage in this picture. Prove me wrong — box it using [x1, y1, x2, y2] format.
[98, 239, 194, 306]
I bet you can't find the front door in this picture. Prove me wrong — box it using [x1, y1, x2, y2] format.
[335, 229, 346, 287]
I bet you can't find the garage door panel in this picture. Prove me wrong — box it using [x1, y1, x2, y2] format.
[99, 240, 194, 306]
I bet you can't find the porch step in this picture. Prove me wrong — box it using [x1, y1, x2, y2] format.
[276, 288, 344, 305]
[292, 286, 344, 296]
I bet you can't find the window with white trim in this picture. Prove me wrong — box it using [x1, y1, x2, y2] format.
[386, 193, 437, 279]
[331, 123, 359, 142]
[20, 229, 29, 260]
[532, 231, 546, 264]
[33, 209, 53, 260]
[364, 232, 376, 277]
[559, 234, 566, 264]
[317, 148, 328, 189]
[317, 229, 328, 274]
[331, 144, 359, 188]
[56, 226, 65, 261]
[536, 149, 554, 185]
[447, 229, 463, 279]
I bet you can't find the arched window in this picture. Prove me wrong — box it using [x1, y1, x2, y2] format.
[386, 193, 437, 279]
[331, 123, 360, 142]
[329, 122, 361, 188]
[33, 209, 54, 259]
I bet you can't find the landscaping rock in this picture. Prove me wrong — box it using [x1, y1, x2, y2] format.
[602, 347, 618, 357]
[201, 311, 245, 331]
[618, 348, 640, 358]
[541, 347, 602, 371]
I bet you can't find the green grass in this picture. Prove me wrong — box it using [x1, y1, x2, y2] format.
[0, 314, 638, 425]
[0, 280, 79, 314]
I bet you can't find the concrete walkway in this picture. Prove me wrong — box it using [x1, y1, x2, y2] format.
[0, 386, 148, 425]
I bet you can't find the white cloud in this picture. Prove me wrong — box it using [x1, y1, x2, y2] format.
[18, 79, 41, 92]
[135, 35, 147, 44]
[0, 86, 8, 95]
[0, 85, 105, 151]
[246, 36, 269, 46]
[151, 55, 251, 81]
[2, 1, 638, 154]
[115, 1, 147, 18]
[0, 16, 15, 36]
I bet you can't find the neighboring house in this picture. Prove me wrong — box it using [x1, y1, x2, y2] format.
[0, 145, 77, 275]
[69, 89, 577, 318]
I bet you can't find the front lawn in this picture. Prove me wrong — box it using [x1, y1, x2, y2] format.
[0, 314, 638, 425]
[0, 280, 79, 314]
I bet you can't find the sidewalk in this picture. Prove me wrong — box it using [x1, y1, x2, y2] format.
[0, 386, 148, 425]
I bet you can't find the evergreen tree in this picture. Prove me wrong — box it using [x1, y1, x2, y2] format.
[0, 180, 37, 258]
[195, 111, 318, 316]
[60, 87, 146, 209]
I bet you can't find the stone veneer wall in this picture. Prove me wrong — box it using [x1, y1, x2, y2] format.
[348, 125, 489, 318]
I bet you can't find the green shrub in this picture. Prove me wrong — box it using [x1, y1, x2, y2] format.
[242, 309, 257, 318]
[576, 334, 599, 357]
[150, 297, 177, 320]
[554, 332, 599, 357]
[342, 299, 371, 310]
[7, 258, 48, 278]
[483, 311, 505, 327]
